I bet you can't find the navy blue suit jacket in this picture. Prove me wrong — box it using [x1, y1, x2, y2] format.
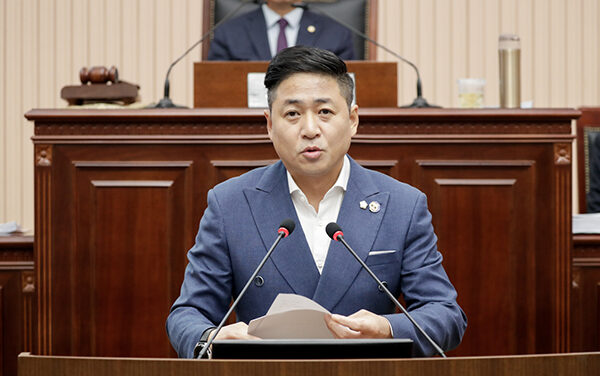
[588, 134, 600, 212]
[166, 157, 467, 358]
[208, 8, 355, 60]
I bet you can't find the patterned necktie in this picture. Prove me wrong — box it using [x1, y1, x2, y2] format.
[276, 18, 289, 53]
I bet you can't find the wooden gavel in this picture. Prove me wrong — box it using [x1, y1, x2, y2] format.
[80, 66, 119, 84]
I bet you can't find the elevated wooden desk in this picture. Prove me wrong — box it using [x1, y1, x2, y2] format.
[25, 108, 578, 358]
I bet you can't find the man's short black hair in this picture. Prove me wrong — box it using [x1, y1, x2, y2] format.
[264, 46, 354, 110]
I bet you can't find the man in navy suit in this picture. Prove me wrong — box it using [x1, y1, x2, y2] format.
[588, 134, 600, 212]
[208, 0, 355, 60]
[167, 46, 466, 358]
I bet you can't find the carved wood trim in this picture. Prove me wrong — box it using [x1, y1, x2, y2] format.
[435, 179, 517, 186]
[210, 160, 278, 168]
[597, 283, 600, 345]
[555, 143, 572, 165]
[354, 160, 398, 168]
[91, 180, 174, 188]
[73, 161, 193, 168]
[30, 121, 575, 137]
[22, 271, 35, 352]
[572, 258, 600, 267]
[417, 160, 535, 167]
[0, 261, 34, 270]
[35, 145, 52, 166]
[35, 153, 52, 355]
[22, 271, 35, 294]
[555, 161, 572, 352]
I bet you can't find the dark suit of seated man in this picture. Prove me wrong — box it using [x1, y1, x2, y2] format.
[208, 0, 355, 60]
[588, 134, 600, 212]
[167, 46, 466, 358]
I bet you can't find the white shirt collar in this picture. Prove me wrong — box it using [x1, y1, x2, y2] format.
[287, 155, 351, 196]
[262, 3, 304, 29]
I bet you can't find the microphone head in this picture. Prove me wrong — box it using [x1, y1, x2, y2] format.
[278, 219, 295, 238]
[326, 222, 343, 241]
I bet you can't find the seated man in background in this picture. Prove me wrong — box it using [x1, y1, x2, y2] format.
[167, 46, 466, 358]
[208, 0, 355, 60]
[588, 135, 600, 212]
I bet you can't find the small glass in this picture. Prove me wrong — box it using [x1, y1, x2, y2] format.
[457, 78, 486, 108]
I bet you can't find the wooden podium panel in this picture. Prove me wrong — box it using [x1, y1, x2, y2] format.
[194, 61, 398, 107]
[24, 108, 578, 358]
[0, 236, 34, 376]
[571, 234, 600, 352]
[18, 352, 600, 376]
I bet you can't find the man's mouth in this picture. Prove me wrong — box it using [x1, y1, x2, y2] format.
[301, 146, 323, 159]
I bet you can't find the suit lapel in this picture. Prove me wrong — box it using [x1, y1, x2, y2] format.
[243, 162, 320, 297]
[296, 11, 319, 47]
[247, 9, 272, 60]
[312, 159, 389, 312]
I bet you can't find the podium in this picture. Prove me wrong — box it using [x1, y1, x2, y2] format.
[25, 107, 578, 358]
[18, 352, 600, 376]
[193, 61, 398, 108]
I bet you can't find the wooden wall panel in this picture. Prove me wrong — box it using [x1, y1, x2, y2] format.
[45, 157, 198, 357]
[42, 143, 282, 357]
[571, 259, 600, 351]
[347, 141, 558, 355]
[420, 165, 535, 355]
[0, 236, 34, 376]
[571, 235, 600, 352]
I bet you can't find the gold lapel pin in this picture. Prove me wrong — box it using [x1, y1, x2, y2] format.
[307, 25, 316, 33]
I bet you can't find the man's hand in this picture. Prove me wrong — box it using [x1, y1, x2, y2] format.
[211, 322, 260, 341]
[324, 309, 392, 339]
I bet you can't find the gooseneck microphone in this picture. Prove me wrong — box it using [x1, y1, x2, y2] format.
[325, 222, 447, 358]
[292, 2, 438, 108]
[196, 218, 295, 359]
[148, 0, 259, 108]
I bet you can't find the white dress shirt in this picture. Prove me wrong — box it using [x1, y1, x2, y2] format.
[262, 4, 304, 58]
[287, 156, 350, 274]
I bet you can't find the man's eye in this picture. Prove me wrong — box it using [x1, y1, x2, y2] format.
[319, 109, 333, 115]
[285, 111, 299, 118]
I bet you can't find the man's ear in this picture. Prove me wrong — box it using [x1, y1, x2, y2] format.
[349, 104, 359, 136]
[265, 109, 273, 139]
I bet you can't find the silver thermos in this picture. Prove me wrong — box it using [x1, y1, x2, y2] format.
[499, 34, 521, 108]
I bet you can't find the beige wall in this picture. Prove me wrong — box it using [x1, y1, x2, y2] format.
[1, 0, 599, 231]
[378, 0, 599, 108]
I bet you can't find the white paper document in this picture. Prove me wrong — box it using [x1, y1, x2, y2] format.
[573, 213, 600, 234]
[248, 293, 335, 339]
[247, 73, 268, 108]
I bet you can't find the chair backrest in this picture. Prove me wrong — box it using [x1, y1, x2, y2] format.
[576, 107, 600, 213]
[201, 0, 378, 60]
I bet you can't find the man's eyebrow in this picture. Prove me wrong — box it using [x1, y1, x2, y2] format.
[283, 98, 332, 105]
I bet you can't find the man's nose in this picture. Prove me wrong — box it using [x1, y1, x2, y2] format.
[301, 112, 320, 138]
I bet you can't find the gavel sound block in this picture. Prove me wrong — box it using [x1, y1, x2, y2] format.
[61, 66, 139, 105]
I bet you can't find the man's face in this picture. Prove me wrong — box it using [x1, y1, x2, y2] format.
[265, 73, 358, 186]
